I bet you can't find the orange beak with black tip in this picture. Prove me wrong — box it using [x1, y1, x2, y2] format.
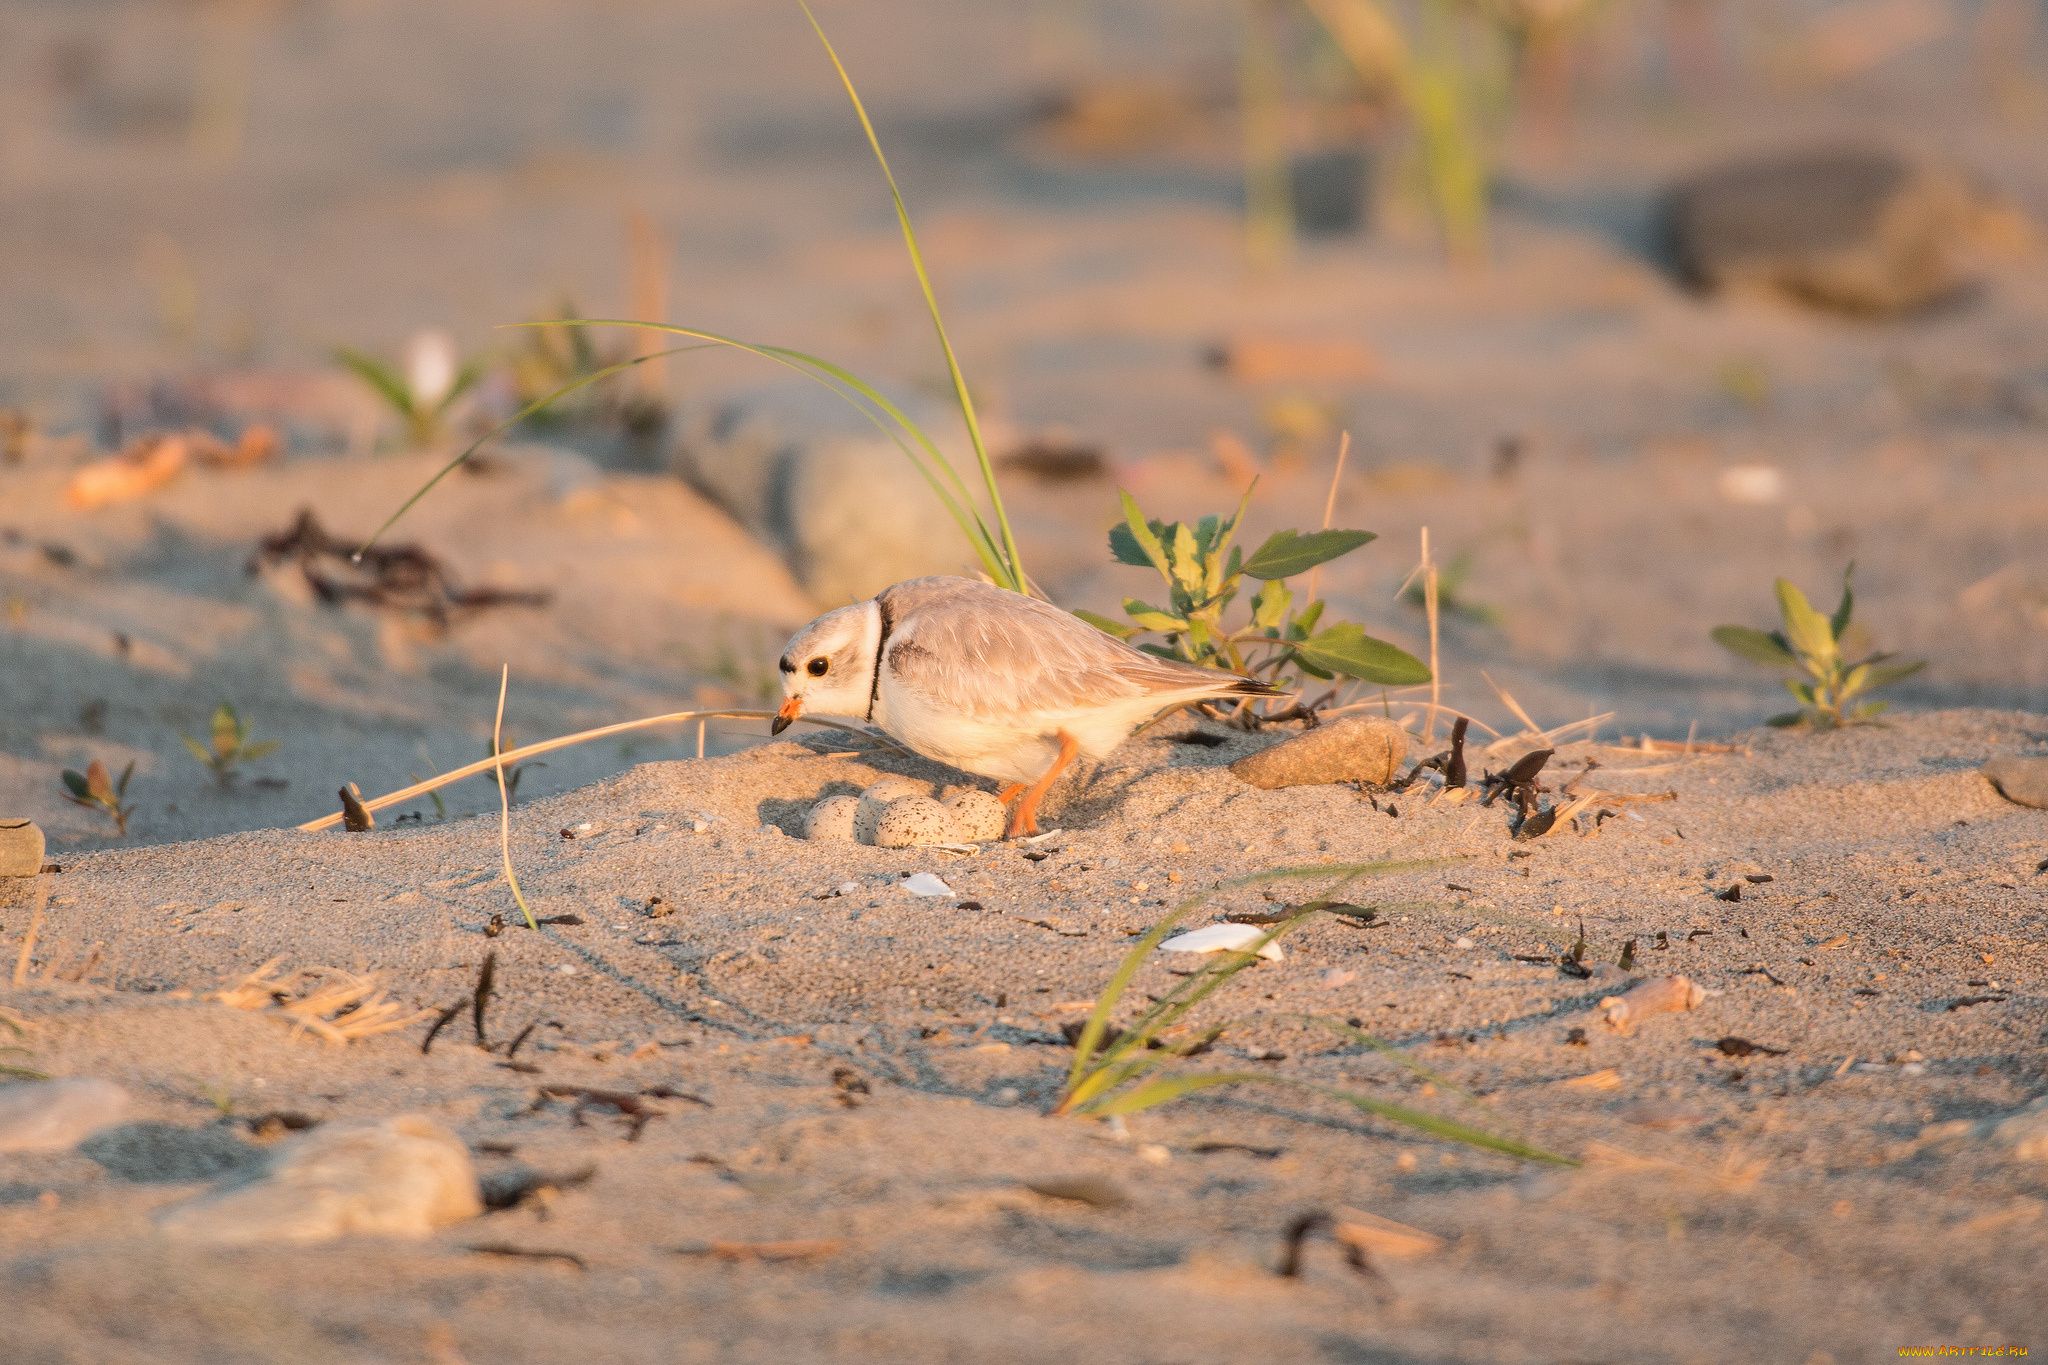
[772, 696, 803, 735]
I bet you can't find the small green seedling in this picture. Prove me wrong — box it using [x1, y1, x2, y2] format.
[61, 758, 136, 835]
[336, 331, 488, 449]
[510, 301, 666, 435]
[407, 774, 447, 821]
[1401, 550, 1499, 625]
[1712, 564, 1925, 728]
[1052, 862, 1571, 1165]
[180, 702, 280, 787]
[1078, 488, 1430, 706]
[484, 736, 543, 804]
[1, 1011, 49, 1080]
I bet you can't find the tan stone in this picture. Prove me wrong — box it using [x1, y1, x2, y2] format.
[1228, 716, 1406, 789]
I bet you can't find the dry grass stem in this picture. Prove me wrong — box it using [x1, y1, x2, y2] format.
[673, 1239, 845, 1263]
[214, 958, 434, 1046]
[625, 207, 672, 398]
[1619, 734, 1748, 756]
[1479, 670, 1542, 738]
[299, 708, 901, 832]
[1305, 431, 1350, 605]
[1422, 527, 1441, 744]
[12, 873, 49, 987]
[494, 665, 538, 932]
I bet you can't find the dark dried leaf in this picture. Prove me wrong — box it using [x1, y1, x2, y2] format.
[339, 783, 374, 832]
[1714, 1036, 1788, 1057]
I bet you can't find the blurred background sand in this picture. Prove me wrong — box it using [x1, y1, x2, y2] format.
[2, 0, 2045, 851]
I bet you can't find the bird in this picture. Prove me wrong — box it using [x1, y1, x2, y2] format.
[772, 575, 1279, 837]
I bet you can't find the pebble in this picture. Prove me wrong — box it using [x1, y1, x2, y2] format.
[1982, 757, 2048, 810]
[1920, 1096, 2048, 1163]
[853, 777, 930, 844]
[945, 789, 1007, 842]
[0, 1078, 130, 1153]
[156, 1115, 483, 1245]
[803, 794, 859, 841]
[1228, 715, 1407, 789]
[1662, 150, 2006, 315]
[0, 818, 45, 876]
[872, 796, 955, 848]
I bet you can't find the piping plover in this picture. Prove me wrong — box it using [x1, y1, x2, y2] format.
[773, 575, 1278, 837]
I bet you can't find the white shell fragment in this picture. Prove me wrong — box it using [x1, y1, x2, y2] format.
[1158, 922, 1285, 961]
[900, 872, 954, 897]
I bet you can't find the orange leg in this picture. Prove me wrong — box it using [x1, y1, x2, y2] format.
[996, 782, 1025, 807]
[1006, 730, 1079, 839]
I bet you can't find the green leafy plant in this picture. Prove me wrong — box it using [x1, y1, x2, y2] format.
[509, 300, 666, 435]
[1401, 549, 1499, 625]
[358, 4, 1027, 598]
[1, 1011, 49, 1081]
[60, 758, 136, 836]
[1053, 862, 1572, 1165]
[180, 702, 280, 787]
[1711, 564, 1925, 728]
[1078, 488, 1430, 705]
[336, 330, 488, 449]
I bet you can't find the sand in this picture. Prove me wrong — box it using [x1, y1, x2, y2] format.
[4, 0, 2048, 1358]
[3, 709, 2046, 1362]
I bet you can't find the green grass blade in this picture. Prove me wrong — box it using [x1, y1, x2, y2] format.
[1300, 1081, 1575, 1164]
[334, 347, 416, 419]
[1061, 860, 1445, 1100]
[1084, 1070, 1275, 1117]
[797, 0, 1024, 592]
[354, 344, 714, 559]
[529, 321, 1010, 582]
[1295, 1016, 1478, 1101]
[1074, 1068, 1573, 1165]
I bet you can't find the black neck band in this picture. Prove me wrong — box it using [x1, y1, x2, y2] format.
[865, 598, 894, 723]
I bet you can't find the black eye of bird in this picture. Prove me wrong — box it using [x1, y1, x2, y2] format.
[806, 657, 829, 677]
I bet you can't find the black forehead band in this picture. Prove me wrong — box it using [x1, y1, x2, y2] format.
[778, 656, 797, 673]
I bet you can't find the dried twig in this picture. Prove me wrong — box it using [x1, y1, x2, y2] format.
[12, 873, 49, 987]
[671, 1239, 843, 1263]
[463, 1242, 588, 1271]
[493, 668, 538, 932]
[215, 959, 435, 1045]
[1276, 1211, 1382, 1281]
[297, 708, 900, 833]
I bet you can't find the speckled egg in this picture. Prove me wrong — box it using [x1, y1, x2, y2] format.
[802, 794, 860, 842]
[854, 777, 930, 843]
[945, 789, 1007, 842]
[871, 796, 957, 849]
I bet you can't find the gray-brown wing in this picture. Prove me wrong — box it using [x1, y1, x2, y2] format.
[879, 576, 1256, 723]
